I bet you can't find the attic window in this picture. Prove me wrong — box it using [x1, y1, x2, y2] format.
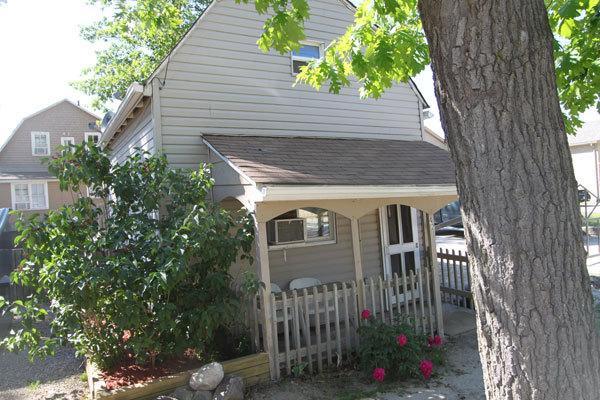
[291, 43, 322, 74]
[31, 132, 50, 156]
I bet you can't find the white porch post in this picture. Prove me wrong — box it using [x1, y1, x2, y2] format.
[425, 213, 444, 337]
[255, 220, 275, 379]
[350, 217, 365, 311]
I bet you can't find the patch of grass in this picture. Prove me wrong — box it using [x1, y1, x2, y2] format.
[27, 380, 41, 390]
[80, 372, 88, 382]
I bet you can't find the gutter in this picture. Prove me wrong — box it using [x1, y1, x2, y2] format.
[100, 83, 145, 145]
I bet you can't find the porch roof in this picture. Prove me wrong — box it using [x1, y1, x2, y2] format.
[203, 135, 456, 186]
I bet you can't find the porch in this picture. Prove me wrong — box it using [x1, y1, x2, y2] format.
[202, 135, 457, 378]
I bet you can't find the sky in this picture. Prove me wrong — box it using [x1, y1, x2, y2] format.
[0, 0, 99, 145]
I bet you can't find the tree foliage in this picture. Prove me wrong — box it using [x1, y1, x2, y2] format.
[74, 0, 210, 109]
[236, 0, 598, 133]
[0, 144, 254, 369]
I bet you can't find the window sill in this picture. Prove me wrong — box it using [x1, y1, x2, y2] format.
[268, 239, 337, 251]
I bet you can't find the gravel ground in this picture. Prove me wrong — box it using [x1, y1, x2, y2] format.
[247, 330, 484, 400]
[0, 317, 85, 400]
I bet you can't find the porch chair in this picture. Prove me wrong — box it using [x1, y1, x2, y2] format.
[288, 277, 322, 291]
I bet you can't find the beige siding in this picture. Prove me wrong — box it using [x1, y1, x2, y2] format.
[109, 105, 155, 164]
[158, 0, 423, 169]
[0, 101, 98, 167]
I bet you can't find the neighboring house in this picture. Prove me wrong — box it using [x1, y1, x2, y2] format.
[101, 0, 456, 376]
[423, 125, 447, 150]
[568, 119, 600, 218]
[0, 99, 100, 232]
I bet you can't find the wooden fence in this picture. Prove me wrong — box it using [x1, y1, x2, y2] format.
[437, 248, 473, 309]
[249, 266, 441, 378]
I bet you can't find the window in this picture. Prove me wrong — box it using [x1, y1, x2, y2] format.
[31, 132, 50, 156]
[11, 182, 48, 210]
[267, 208, 335, 248]
[85, 132, 100, 145]
[61, 136, 75, 153]
[291, 42, 322, 74]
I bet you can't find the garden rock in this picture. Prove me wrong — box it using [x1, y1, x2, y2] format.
[189, 362, 224, 391]
[212, 375, 244, 400]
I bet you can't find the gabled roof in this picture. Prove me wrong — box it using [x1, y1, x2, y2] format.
[0, 99, 99, 153]
[568, 119, 600, 147]
[203, 135, 455, 186]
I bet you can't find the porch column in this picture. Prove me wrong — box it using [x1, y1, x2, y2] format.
[350, 217, 365, 311]
[255, 220, 275, 379]
[425, 213, 444, 337]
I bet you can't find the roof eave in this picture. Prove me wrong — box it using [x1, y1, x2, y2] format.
[100, 83, 146, 146]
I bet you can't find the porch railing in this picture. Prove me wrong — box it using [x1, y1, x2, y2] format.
[437, 248, 473, 309]
[248, 266, 441, 378]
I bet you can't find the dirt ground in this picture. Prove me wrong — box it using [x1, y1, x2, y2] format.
[247, 330, 484, 400]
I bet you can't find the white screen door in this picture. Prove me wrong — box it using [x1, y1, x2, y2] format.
[379, 204, 421, 302]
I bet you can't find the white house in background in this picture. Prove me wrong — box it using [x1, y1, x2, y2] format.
[100, 0, 457, 378]
[569, 119, 600, 216]
[422, 125, 447, 150]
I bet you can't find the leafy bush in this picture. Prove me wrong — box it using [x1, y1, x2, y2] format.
[357, 309, 444, 382]
[0, 143, 255, 369]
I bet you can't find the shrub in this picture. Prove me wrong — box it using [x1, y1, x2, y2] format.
[357, 309, 444, 382]
[0, 143, 255, 369]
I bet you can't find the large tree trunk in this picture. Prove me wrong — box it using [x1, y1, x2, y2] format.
[418, 1, 600, 398]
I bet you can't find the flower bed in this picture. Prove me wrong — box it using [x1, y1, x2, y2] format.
[86, 352, 270, 399]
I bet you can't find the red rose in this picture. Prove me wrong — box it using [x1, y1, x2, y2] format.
[372, 367, 386, 382]
[427, 335, 443, 347]
[396, 334, 408, 347]
[361, 309, 371, 320]
[419, 359, 433, 380]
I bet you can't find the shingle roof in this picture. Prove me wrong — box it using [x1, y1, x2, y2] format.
[203, 135, 456, 186]
[0, 170, 55, 181]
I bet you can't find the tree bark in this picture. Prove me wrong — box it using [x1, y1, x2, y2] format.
[418, 1, 600, 399]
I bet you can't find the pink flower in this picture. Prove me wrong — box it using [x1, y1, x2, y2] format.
[361, 309, 371, 320]
[396, 334, 408, 347]
[427, 335, 443, 347]
[372, 367, 386, 382]
[419, 359, 433, 380]
[122, 330, 132, 342]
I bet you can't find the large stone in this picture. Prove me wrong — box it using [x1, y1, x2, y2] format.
[189, 362, 224, 391]
[212, 375, 244, 400]
[172, 387, 213, 400]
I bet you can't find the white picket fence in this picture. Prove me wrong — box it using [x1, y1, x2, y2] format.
[248, 266, 441, 377]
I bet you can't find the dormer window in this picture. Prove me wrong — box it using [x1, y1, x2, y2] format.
[31, 132, 50, 156]
[291, 42, 322, 74]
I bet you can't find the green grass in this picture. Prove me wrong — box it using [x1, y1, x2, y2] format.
[27, 380, 41, 390]
[80, 372, 88, 382]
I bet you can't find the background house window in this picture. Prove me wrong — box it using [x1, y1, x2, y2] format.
[11, 182, 48, 210]
[267, 208, 335, 248]
[61, 136, 75, 146]
[85, 132, 100, 144]
[291, 43, 322, 74]
[31, 132, 50, 155]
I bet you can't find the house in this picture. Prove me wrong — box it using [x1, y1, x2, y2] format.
[568, 119, 600, 218]
[100, 0, 457, 377]
[422, 125, 447, 150]
[0, 99, 100, 233]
